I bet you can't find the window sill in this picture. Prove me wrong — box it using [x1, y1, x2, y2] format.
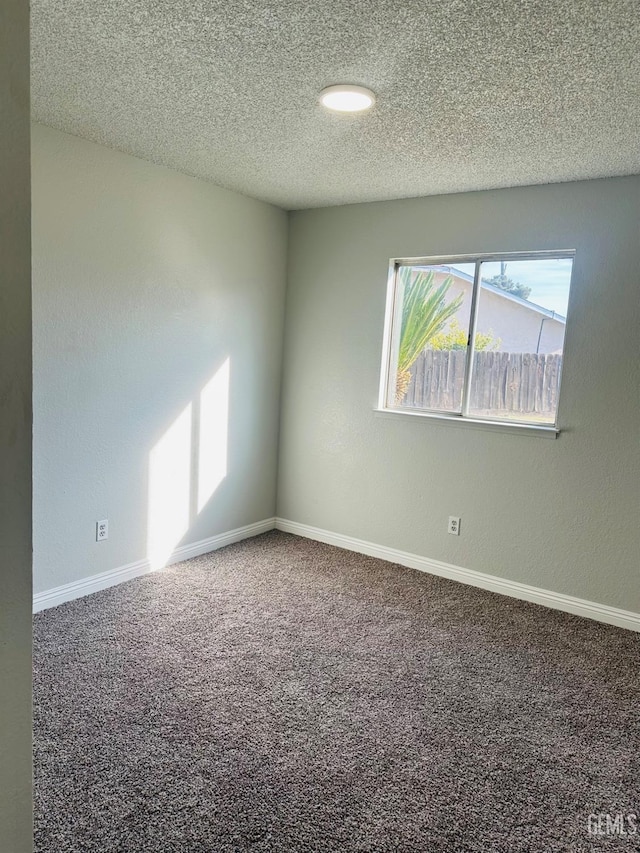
[373, 407, 560, 439]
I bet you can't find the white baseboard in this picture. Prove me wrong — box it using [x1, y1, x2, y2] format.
[33, 518, 276, 613]
[34, 515, 639, 633]
[275, 518, 640, 634]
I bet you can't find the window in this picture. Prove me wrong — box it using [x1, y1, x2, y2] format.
[379, 252, 574, 432]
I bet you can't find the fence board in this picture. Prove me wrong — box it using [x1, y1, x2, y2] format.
[405, 350, 562, 416]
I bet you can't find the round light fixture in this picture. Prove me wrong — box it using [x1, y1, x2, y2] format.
[319, 84, 375, 113]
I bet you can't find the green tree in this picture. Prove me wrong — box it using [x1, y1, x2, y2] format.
[429, 318, 500, 351]
[395, 269, 463, 404]
[485, 272, 531, 300]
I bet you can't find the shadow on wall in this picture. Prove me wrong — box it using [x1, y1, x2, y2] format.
[147, 357, 230, 570]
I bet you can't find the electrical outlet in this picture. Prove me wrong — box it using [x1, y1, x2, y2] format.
[448, 516, 461, 536]
[96, 519, 109, 541]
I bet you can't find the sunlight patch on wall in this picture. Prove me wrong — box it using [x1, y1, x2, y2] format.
[198, 357, 230, 512]
[146, 358, 231, 570]
[147, 404, 192, 570]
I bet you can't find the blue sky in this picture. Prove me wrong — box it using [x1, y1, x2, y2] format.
[451, 258, 573, 316]
[482, 258, 573, 316]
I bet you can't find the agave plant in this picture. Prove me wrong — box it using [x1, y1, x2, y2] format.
[395, 268, 464, 404]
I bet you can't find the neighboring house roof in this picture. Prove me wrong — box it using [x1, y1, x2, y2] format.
[422, 264, 566, 324]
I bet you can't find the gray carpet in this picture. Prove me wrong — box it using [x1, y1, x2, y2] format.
[34, 531, 640, 852]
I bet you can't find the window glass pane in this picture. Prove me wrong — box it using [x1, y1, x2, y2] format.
[389, 263, 475, 412]
[467, 258, 573, 424]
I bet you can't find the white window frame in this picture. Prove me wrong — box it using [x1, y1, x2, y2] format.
[377, 250, 575, 438]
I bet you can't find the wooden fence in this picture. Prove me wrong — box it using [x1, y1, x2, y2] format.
[404, 350, 562, 415]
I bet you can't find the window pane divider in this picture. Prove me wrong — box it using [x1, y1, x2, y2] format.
[460, 260, 482, 418]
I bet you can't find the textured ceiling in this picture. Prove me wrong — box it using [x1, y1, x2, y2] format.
[31, 0, 640, 209]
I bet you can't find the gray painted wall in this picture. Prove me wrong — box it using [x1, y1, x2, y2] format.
[32, 125, 287, 593]
[278, 178, 640, 613]
[0, 0, 32, 848]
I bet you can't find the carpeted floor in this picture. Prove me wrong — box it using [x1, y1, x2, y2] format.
[34, 531, 640, 852]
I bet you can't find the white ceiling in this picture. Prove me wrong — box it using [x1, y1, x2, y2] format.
[31, 0, 640, 210]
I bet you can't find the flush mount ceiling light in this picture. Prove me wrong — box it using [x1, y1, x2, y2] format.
[319, 84, 375, 113]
